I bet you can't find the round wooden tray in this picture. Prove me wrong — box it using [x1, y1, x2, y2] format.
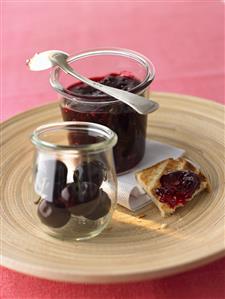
[1, 92, 224, 283]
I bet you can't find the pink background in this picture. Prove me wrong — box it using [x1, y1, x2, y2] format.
[1, 1, 224, 299]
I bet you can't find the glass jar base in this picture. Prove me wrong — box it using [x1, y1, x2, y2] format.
[38, 213, 112, 241]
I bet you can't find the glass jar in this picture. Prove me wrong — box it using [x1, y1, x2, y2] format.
[50, 48, 155, 174]
[31, 122, 118, 241]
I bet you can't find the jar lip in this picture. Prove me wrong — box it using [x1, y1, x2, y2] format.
[50, 47, 155, 105]
[31, 121, 118, 153]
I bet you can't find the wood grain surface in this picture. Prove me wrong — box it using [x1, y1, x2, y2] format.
[1, 92, 224, 283]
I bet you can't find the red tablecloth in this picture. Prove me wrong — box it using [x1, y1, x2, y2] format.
[1, 2, 224, 298]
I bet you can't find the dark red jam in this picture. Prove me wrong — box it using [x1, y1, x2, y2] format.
[60, 72, 147, 174]
[69, 72, 141, 96]
[155, 171, 201, 208]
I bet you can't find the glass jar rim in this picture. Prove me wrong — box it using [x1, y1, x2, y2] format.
[50, 48, 155, 105]
[31, 121, 118, 153]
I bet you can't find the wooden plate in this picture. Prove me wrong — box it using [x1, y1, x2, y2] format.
[1, 92, 224, 283]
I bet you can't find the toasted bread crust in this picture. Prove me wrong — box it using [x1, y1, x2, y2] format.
[136, 158, 210, 217]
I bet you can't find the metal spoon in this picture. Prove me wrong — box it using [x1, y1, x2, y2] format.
[27, 50, 159, 115]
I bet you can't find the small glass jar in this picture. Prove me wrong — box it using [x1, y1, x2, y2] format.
[31, 122, 118, 241]
[50, 48, 155, 174]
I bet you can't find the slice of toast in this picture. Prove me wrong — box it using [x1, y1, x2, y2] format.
[135, 158, 210, 217]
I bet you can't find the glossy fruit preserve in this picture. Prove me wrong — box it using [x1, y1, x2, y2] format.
[155, 171, 201, 208]
[60, 72, 147, 174]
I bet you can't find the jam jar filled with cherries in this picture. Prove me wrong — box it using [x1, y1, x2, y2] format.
[50, 48, 155, 174]
[31, 122, 118, 240]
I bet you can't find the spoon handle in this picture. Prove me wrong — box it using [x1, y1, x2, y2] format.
[52, 54, 159, 115]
